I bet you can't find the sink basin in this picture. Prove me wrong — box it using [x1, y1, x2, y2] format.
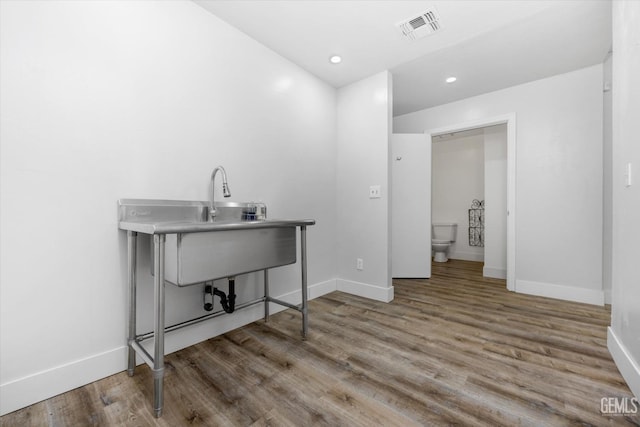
[118, 199, 301, 286]
[164, 226, 296, 286]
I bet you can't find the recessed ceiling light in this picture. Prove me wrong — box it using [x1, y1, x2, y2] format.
[446, 76, 457, 83]
[329, 55, 342, 64]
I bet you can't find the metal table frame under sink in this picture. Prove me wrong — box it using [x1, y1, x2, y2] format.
[124, 224, 311, 418]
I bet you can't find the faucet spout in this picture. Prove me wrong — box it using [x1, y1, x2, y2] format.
[210, 166, 231, 220]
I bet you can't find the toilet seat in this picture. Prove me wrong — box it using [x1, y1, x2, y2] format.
[432, 239, 450, 244]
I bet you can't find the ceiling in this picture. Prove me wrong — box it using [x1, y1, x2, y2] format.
[194, 1, 612, 116]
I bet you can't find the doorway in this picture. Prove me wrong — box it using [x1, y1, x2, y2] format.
[427, 114, 516, 290]
[431, 124, 506, 279]
[391, 114, 515, 290]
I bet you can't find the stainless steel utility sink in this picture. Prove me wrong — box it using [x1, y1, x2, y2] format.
[118, 199, 311, 286]
[120, 193, 315, 419]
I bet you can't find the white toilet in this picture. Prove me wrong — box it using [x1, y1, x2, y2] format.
[432, 223, 458, 262]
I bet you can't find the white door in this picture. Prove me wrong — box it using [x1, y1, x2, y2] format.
[391, 134, 431, 278]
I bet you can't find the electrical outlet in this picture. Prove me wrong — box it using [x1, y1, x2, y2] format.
[356, 258, 364, 270]
[369, 185, 381, 199]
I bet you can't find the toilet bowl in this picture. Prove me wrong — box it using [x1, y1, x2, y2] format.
[432, 240, 452, 262]
[432, 223, 458, 262]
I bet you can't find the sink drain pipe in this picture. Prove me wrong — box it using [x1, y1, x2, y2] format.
[203, 285, 214, 311]
[203, 277, 236, 313]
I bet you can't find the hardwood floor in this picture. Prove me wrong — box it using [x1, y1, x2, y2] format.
[2, 260, 638, 426]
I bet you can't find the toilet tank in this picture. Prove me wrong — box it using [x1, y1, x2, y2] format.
[432, 223, 458, 242]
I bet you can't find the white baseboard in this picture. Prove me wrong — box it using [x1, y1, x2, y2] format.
[483, 266, 506, 279]
[515, 279, 604, 306]
[449, 251, 484, 262]
[604, 288, 612, 305]
[0, 279, 337, 416]
[336, 279, 394, 302]
[608, 327, 640, 399]
[307, 278, 337, 300]
[0, 346, 127, 417]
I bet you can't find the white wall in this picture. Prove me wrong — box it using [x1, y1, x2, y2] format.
[395, 65, 604, 305]
[432, 134, 485, 262]
[608, 0, 640, 399]
[484, 124, 508, 279]
[336, 71, 393, 302]
[0, 0, 338, 414]
[603, 52, 613, 304]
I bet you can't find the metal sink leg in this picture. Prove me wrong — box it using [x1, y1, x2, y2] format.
[126, 231, 166, 418]
[152, 234, 166, 418]
[127, 231, 137, 376]
[301, 226, 308, 339]
[264, 269, 270, 322]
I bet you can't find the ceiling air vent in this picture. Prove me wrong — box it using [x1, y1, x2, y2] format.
[397, 9, 442, 41]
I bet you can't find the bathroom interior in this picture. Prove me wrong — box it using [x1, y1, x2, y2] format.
[431, 124, 507, 279]
[1, 0, 639, 422]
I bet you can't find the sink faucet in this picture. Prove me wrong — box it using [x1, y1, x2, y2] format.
[210, 166, 231, 220]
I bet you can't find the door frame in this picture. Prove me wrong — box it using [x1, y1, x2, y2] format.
[426, 113, 516, 291]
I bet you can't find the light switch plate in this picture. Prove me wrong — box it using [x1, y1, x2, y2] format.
[369, 185, 381, 199]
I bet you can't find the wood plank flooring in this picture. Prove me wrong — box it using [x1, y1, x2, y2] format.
[2, 260, 638, 426]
